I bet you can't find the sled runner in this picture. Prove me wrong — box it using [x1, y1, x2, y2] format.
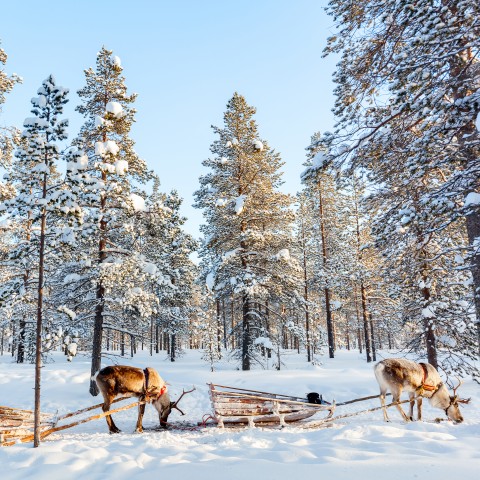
[207, 383, 336, 427]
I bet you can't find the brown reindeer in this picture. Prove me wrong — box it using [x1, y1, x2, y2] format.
[95, 365, 172, 433]
[374, 358, 469, 423]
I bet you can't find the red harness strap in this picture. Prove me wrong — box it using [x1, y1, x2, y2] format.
[143, 368, 167, 401]
[157, 385, 168, 399]
[419, 363, 437, 392]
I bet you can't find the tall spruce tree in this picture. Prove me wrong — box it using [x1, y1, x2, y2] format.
[194, 93, 294, 370]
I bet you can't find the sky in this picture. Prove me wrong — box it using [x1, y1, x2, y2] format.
[0, 0, 338, 238]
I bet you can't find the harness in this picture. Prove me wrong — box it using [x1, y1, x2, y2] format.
[143, 368, 168, 401]
[417, 363, 443, 397]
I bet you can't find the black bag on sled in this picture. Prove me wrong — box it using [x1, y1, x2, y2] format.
[306, 392, 323, 404]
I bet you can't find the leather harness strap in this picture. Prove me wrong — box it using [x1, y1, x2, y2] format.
[143, 368, 167, 400]
[143, 368, 150, 392]
[419, 363, 438, 392]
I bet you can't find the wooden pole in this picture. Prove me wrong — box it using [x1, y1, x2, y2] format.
[1, 400, 144, 447]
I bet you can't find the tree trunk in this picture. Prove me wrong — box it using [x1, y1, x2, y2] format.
[242, 294, 251, 370]
[318, 186, 334, 358]
[216, 298, 222, 355]
[222, 298, 227, 349]
[360, 281, 372, 362]
[17, 319, 26, 363]
[465, 213, 480, 358]
[300, 213, 312, 362]
[170, 334, 176, 362]
[34, 174, 48, 448]
[89, 170, 108, 397]
[369, 312, 376, 362]
[345, 317, 351, 351]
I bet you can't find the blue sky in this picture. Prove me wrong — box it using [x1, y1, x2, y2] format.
[1, 0, 337, 237]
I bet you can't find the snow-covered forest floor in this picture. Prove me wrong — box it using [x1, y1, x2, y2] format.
[0, 350, 478, 479]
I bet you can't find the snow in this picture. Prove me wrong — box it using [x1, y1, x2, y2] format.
[253, 140, 264, 151]
[129, 193, 146, 212]
[312, 151, 327, 168]
[215, 198, 228, 207]
[476, 111, 480, 132]
[254, 336, 273, 349]
[77, 154, 89, 170]
[95, 116, 104, 127]
[115, 159, 128, 175]
[95, 141, 106, 156]
[104, 140, 120, 155]
[142, 262, 158, 276]
[206, 271, 215, 290]
[106, 101, 123, 117]
[422, 305, 436, 318]
[0, 349, 478, 480]
[274, 249, 290, 261]
[111, 55, 122, 67]
[234, 195, 246, 215]
[57, 305, 77, 320]
[464, 192, 480, 207]
[63, 273, 81, 284]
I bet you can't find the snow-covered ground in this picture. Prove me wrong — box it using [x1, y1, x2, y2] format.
[0, 349, 478, 479]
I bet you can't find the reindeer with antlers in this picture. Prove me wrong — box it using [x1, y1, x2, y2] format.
[374, 358, 470, 423]
[95, 365, 194, 433]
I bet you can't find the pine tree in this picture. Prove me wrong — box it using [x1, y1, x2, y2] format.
[301, 134, 351, 358]
[0, 75, 80, 446]
[0, 40, 21, 201]
[72, 47, 155, 395]
[324, 0, 480, 358]
[194, 93, 295, 370]
[141, 183, 197, 361]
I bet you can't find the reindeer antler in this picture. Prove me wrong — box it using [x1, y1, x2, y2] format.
[451, 377, 471, 404]
[452, 377, 463, 397]
[171, 387, 196, 416]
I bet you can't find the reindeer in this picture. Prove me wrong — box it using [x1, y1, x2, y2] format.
[374, 358, 469, 423]
[95, 365, 193, 433]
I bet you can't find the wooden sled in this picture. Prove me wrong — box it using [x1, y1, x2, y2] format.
[208, 383, 335, 428]
[0, 397, 144, 447]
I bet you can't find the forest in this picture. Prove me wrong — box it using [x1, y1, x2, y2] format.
[0, 0, 479, 404]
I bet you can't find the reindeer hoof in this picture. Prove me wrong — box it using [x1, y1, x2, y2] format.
[109, 428, 121, 434]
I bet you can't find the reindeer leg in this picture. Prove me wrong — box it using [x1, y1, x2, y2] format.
[379, 388, 390, 422]
[393, 390, 410, 422]
[417, 396, 423, 421]
[408, 392, 415, 421]
[103, 399, 121, 434]
[135, 400, 146, 433]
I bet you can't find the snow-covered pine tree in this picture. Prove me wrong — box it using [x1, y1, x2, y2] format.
[301, 134, 353, 359]
[71, 47, 156, 395]
[194, 93, 295, 370]
[0, 75, 81, 446]
[365, 136, 477, 375]
[293, 192, 317, 362]
[323, 0, 480, 357]
[0, 40, 21, 203]
[141, 181, 197, 361]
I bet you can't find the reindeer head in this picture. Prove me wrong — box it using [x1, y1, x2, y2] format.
[153, 386, 195, 428]
[444, 379, 470, 423]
